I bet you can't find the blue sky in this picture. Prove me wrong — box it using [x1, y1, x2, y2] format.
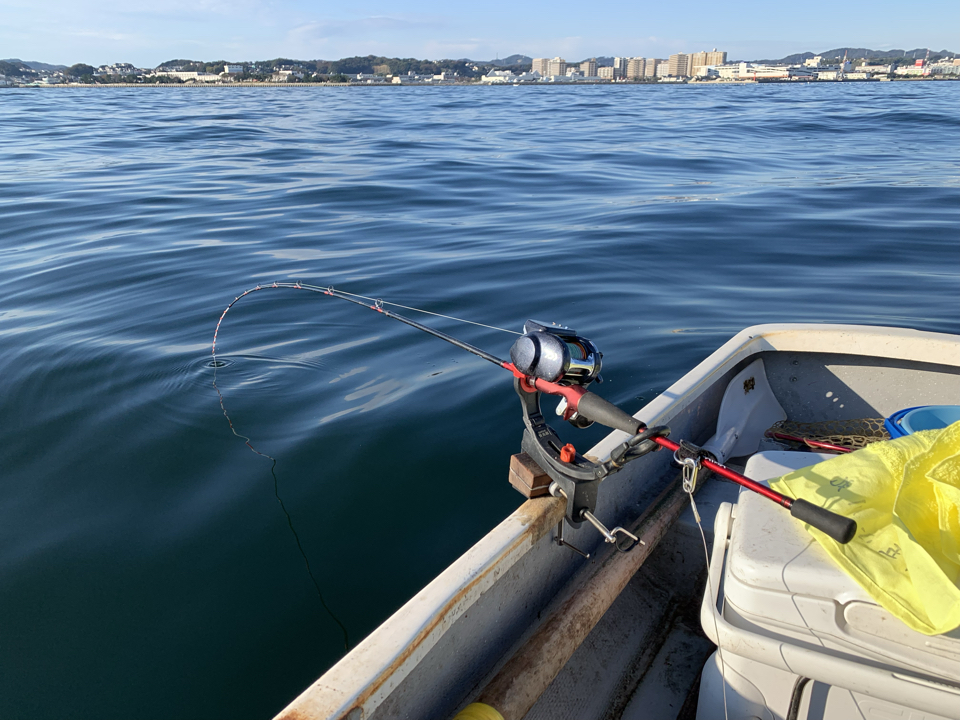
[2, 0, 957, 67]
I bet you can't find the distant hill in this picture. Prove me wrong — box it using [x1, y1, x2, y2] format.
[1, 59, 67, 71]
[755, 47, 957, 64]
[459, 55, 531, 67]
[0, 59, 32, 76]
[481, 55, 531, 66]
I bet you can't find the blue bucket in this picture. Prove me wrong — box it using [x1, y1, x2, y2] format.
[885, 405, 960, 438]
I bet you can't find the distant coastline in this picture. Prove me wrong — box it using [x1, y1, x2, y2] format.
[8, 76, 957, 88]
[3, 47, 957, 88]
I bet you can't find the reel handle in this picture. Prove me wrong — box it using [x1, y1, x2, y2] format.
[575, 392, 643, 436]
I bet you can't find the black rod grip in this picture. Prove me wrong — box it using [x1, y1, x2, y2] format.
[790, 499, 857, 544]
[576, 392, 643, 436]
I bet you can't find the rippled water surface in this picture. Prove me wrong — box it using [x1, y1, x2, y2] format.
[1, 83, 958, 719]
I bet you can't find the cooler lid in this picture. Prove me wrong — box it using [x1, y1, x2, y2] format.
[725, 451, 960, 680]
[727, 452, 868, 605]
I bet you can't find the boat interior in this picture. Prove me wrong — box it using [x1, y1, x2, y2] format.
[274, 326, 960, 720]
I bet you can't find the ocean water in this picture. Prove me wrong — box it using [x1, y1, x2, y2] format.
[0, 82, 957, 719]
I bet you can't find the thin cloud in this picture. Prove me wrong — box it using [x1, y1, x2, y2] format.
[288, 15, 443, 43]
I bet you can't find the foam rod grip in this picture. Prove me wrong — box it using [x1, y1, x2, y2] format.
[576, 393, 643, 435]
[790, 498, 857, 544]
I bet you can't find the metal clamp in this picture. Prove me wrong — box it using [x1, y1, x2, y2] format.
[582, 510, 644, 552]
[550, 481, 644, 553]
[554, 520, 590, 559]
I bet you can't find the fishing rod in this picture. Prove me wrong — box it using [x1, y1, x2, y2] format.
[213, 283, 857, 546]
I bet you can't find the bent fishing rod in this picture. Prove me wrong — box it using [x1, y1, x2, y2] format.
[214, 283, 857, 546]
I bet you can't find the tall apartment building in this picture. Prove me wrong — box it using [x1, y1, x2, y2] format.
[682, 49, 729, 77]
[531, 58, 549, 75]
[668, 53, 689, 77]
[689, 51, 708, 76]
[626, 57, 645, 79]
[548, 57, 567, 76]
[706, 49, 727, 66]
[597, 66, 615, 79]
[643, 58, 660, 78]
[580, 58, 597, 77]
[613, 57, 628, 78]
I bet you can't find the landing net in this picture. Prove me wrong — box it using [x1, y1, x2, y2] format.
[768, 418, 890, 451]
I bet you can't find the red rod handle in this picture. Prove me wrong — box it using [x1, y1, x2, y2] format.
[652, 436, 791, 507]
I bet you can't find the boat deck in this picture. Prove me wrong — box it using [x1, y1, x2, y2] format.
[521, 474, 741, 720]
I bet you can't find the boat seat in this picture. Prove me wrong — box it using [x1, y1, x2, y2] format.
[742, 449, 833, 483]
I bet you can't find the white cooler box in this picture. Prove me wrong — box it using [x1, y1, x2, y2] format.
[696, 451, 960, 720]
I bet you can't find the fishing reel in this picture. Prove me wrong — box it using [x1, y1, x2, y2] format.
[510, 320, 603, 388]
[510, 321, 603, 429]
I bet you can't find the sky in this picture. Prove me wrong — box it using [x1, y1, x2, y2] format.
[1, 0, 958, 68]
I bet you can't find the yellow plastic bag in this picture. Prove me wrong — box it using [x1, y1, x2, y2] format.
[771, 421, 960, 636]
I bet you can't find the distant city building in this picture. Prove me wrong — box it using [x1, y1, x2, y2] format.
[150, 70, 221, 82]
[688, 51, 708, 77]
[644, 59, 661, 78]
[547, 57, 567, 76]
[353, 73, 390, 83]
[480, 70, 517, 85]
[580, 58, 597, 77]
[929, 62, 960, 75]
[706, 50, 727, 66]
[626, 57, 645, 79]
[613, 57, 627, 78]
[223, 64, 244, 75]
[272, 69, 303, 82]
[96, 63, 137, 76]
[531, 58, 550, 75]
[597, 66, 615, 79]
[513, 71, 542, 83]
[656, 62, 670, 78]
[736, 63, 815, 80]
[668, 53, 689, 77]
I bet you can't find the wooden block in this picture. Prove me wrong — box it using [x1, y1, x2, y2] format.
[508, 452, 552, 498]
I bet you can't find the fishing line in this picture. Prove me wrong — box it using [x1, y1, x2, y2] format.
[212, 284, 514, 648]
[212, 320, 351, 650]
[680, 456, 729, 720]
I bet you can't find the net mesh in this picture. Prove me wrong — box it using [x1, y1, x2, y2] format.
[768, 418, 890, 450]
